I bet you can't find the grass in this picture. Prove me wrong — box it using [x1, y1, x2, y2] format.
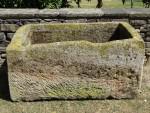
[71, 0, 143, 8]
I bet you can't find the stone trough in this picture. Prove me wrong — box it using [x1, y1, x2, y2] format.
[6, 22, 145, 101]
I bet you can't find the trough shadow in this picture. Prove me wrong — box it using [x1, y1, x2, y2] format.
[109, 24, 132, 41]
[0, 60, 10, 101]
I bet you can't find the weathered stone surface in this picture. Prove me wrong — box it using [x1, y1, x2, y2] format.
[6, 33, 14, 41]
[125, 8, 150, 18]
[41, 19, 63, 23]
[0, 24, 19, 32]
[86, 19, 97, 22]
[35, 9, 59, 18]
[5, 19, 20, 24]
[112, 19, 129, 22]
[97, 18, 112, 22]
[65, 19, 87, 23]
[147, 24, 150, 30]
[59, 9, 104, 18]
[0, 32, 6, 41]
[147, 32, 150, 36]
[0, 8, 149, 19]
[1, 53, 6, 59]
[133, 25, 141, 29]
[144, 37, 150, 42]
[140, 26, 148, 33]
[20, 19, 40, 24]
[102, 9, 128, 18]
[6, 22, 145, 101]
[0, 9, 38, 19]
[136, 29, 140, 33]
[145, 42, 150, 48]
[140, 33, 145, 39]
[145, 48, 150, 53]
[0, 19, 3, 24]
[148, 20, 150, 24]
[43, 19, 58, 22]
[130, 20, 147, 26]
[0, 47, 6, 53]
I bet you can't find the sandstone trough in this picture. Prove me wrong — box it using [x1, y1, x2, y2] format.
[6, 22, 145, 101]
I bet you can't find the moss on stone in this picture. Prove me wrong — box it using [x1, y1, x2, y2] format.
[48, 83, 107, 99]
[29, 22, 118, 44]
[133, 40, 145, 49]
[7, 22, 145, 101]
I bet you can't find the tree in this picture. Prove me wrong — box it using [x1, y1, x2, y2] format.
[74, 0, 81, 8]
[61, 0, 70, 8]
[122, 0, 133, 8]
[0, 0, 67, 9]
[143, 0, 150, 8]
[0, 0, 51, 8]
[96, 0, 103, 8]
[74, 0, 103, 8]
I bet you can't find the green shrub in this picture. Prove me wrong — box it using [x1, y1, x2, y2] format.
[19, 0, 48, 8]
[0, 0, 63, 8]
[47, 0, 62, 8]
[0, 0, 19, 8]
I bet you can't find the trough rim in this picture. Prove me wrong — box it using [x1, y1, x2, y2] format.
[6, 22, 144, 52]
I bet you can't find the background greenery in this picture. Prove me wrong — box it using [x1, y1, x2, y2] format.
[0, 0, 149, 9]
[71, 0, 143, 8]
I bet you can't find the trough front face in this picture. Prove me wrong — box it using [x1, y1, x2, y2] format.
[6, 22, 145, 101]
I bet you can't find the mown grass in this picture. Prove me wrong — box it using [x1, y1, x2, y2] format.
[71, 0, 143, 8]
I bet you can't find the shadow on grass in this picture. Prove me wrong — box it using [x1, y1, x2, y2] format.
[0, 60, 10, 101]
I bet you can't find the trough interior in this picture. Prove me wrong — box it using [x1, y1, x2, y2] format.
[29, 23, 132, 45]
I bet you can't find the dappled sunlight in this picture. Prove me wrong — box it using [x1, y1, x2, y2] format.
[71, 0, 143, 8]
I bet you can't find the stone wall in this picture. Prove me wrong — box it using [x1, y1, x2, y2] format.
[0, 8, 150, 66]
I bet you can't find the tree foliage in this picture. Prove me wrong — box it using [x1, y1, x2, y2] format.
[74, 0, 81, 8]
[0, 0, 66, 9]
[143, 0, 150, 8]
[61, 0, 71, 8]
[48, 0, 62, 8]
[0, 0, 48, 8]
[96, 0, 103, 8]
[74, 0, 103, 8]
[0, 0, 150, 9]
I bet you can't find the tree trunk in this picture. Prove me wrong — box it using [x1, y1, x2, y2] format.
[61, 0, 68, 8]
[76, 0, 81, 8]
[131, 0, 133, 8]
[96, 0, 103, 8]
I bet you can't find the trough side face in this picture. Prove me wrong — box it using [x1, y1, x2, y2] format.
[6, 22, 145, 101]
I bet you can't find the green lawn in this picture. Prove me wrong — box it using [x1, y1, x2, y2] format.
[71, 0, 143, 8]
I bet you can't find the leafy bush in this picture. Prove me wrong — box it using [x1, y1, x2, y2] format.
[0, 0, 19, 8]
[47, 0, 62, 8]
[20, 0, 48, 8]
[0, 0, 61, 8]
[143, 0, 150, 8]
[46, 0, 71, 9]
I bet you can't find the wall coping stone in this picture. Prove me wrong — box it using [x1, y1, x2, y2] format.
[0, 8, 150, 19]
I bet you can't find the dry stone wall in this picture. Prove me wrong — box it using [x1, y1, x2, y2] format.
[0, 8, 150, 67]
